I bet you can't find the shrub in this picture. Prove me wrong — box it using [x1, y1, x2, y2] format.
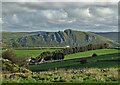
[52, 53, 64, 60]
[92, 53, 98, 57]
[15, 55, 30, 68]
[2, 50, 30, 68]
[2, 50, 17, 63]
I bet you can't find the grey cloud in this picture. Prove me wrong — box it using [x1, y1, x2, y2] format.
[2, 2, 117, 14]
[2, 2, 118, 32]
[2, 2, 37, 14]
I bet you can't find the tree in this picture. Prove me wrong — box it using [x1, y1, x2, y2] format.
[104, 43, 109, 48]
[10, 39, 20, 48]
[79, 46, 86, 52]
[72, 47, 77, 53]
[92, 44, 97, 50]
[62, 48, 68, 55]
[40, 51, 53, 61]
[44, 52, 53, 61]
[87, 44, 93, 50]
[92, 53, 97, 57]
[96, 44, 102, 49]
[12, 41, 20, 48]
[2, 50, 30, 68]
[52, 52, 64, 60]
[2, 50, 16, 63]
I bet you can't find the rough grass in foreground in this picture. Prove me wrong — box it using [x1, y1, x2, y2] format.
[2, 68, 119, 83]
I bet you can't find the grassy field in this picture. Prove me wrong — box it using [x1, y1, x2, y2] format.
[65, 49, 119, 60]
[2, 48, 120, 83]
[13, 49, 56, 57]
[6, 48, 118, 58]
[30, 53, 119, 72]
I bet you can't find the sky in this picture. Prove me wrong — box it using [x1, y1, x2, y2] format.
[0, 0, 119, 32]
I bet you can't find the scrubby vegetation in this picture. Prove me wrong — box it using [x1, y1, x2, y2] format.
[2, 50, 30, 68]
[2, 59, 31, 74]
[2, 68, 119, 83]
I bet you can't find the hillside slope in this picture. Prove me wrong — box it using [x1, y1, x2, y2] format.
[2, 29, 119, 47]
[95, 32, 119, 43]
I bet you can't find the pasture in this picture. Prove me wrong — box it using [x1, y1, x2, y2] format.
[7, 48, 118, 58]
[2, 48, 119, 71]
[30, 53, 119, 72]
[65, 49, 118, 60]
[13, 49, 56, 57]
[2, 48, 120, 83]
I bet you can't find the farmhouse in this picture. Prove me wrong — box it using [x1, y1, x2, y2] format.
[66, 46, 70, 48]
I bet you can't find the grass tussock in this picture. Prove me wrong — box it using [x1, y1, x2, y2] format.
[2, 68, 119, 83]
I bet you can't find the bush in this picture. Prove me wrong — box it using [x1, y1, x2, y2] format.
[2, 50, 17, 63]
[2, 50, 30, 68]
[52, 53, 64, 60]
[15, 55, 30, 68]
[92, 53, 98, 57]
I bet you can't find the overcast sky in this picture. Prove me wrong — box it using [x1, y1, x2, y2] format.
[1, 1, 119, 32]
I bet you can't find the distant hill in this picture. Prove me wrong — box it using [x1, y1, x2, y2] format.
[2, 29, 119, 47]
[95, 32, 119, 43]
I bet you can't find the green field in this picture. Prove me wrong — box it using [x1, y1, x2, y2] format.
[10, 48, 118, 58]
[30, 51, 119, 72]
[13, 49, 56, 57]
[2, 48, 120, 83]
[65, 49, 119, 60]
[2, 48, 119, 71]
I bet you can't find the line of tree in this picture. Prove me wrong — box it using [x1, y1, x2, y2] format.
[36, 51, 64, 61]
[55, 43, 109, 55]
[32, 43, 109, 63]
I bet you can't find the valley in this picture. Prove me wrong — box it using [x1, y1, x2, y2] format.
[1, 29, 120, 83]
